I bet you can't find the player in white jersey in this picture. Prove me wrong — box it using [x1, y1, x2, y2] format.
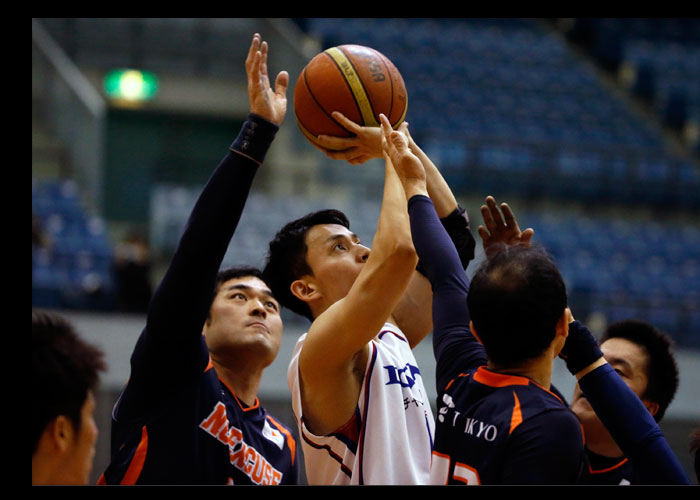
[288, 323, 433, 484]
[264, 115, 473, 484]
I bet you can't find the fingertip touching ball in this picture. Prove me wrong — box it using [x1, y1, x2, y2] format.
[294, 44, 408, 150]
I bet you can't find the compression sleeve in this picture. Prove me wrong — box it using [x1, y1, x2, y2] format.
[122, 114, 278, 414]
[578, 360, 691, 485]
[415, 204, 475, 276]
[407, 195, 487, 394]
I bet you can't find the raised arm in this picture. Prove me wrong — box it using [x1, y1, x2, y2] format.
[297, 115, 420, 436]
[315, 112, 475, 347]
[123, 34, 287, 410]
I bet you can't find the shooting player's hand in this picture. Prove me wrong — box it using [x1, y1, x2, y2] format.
[246, 33, 288, 125]
[315, 111, 409, 165]
[380, 114, 426, 192]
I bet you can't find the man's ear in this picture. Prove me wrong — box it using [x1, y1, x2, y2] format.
[643, 399, 660, 418]
[556, 309, 570, 340]
[290, 278, 319, 304]
[469, 321, 483, 345]
[51, 415, 75, 453]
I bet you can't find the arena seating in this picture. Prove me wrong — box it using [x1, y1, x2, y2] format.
[32, 178, 116, 310]
[305, 18, 699, 210]
[32, 18, 699, 349]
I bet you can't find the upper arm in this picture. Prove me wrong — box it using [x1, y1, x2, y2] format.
[392, 271, 433, 348]
[298, 242, 417, 435]
[298, 154, 418, 435]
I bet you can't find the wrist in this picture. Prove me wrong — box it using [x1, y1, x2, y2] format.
[403, 180, 428, 200]
[575, 357, 607, 380]
[230, 114, 279, 164]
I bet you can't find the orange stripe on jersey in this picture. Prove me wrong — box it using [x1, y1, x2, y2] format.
[121, 426, 149, 485]
[217, 376, 261, 412]
[205, 355, 214, 372]
[473, 366, 530, 387]
[509, 391, 523, 434]
[267, 416, 297, 466]
[445, 373, 470, 392]
[589, 457, 629, 475]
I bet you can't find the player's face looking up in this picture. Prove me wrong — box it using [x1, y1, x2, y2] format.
[302, 224, 370, 305]
[204, 275, 283, 367]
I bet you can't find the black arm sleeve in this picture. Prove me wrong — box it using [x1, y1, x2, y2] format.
[415, 204, 475, 276]
[118, 114, 279, 417]
[578, 361, 691, 484]
[407, 195, 487, 394]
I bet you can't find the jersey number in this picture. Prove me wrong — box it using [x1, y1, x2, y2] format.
[431, 452, 481, 485]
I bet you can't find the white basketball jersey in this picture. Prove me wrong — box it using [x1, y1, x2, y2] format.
[287, 323, 435, 485]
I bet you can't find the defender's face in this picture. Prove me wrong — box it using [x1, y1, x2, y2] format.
[204, 276, 283, 366]
[303, 224, 370, 305]
[571, 337, 651, 425]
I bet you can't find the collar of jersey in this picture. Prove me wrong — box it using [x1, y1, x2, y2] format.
[473, 366, 534, 388]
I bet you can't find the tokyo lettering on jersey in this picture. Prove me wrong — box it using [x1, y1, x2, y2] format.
[98, 115, 299, 485]
[431, 366, 585, 485]
[407, 195, 585, 485]
[288, 323, 435, 485]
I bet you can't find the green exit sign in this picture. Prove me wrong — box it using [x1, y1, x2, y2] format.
[104, 69, 158, 102]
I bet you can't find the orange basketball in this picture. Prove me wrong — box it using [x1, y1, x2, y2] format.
[294, 44, 408, 150]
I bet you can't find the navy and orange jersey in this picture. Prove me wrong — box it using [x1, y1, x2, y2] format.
[98, 114, 299, 485]
[408, 195, 585, 484]
[99, 346, 299, 485]
[430, 366, 585, 485]
[580, 450, 634, 485]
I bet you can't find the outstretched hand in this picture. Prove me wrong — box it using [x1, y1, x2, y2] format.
[478, 196, 534, 259]
[246, 33, 289, 125]
[315, 111, 409, 165]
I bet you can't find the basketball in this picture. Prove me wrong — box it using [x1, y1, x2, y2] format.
[294, 44, 408, 150]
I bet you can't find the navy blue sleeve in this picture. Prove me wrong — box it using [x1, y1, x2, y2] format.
[407, 195, 487, 394]
[578, 361, 691, 485]
[117, 114, 279, 418]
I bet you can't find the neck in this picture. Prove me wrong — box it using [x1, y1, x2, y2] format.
[488, 354, 553, 389]
[211, 357, 263, 407]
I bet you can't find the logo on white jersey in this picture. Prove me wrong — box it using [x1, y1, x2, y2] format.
[384, 362, 422, 388]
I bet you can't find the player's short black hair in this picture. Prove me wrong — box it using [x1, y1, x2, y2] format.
[601, 319, 679, 422]
[32, 309, 105, 454]
[467, 245, 567, 367]
[263, 209, 351, 321]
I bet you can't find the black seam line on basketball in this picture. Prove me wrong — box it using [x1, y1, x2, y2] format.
[377, 52, 395, 124]
[378, 52, 407, 127]
[301, 66, 349, 135]
[324, 49, 375, 127]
